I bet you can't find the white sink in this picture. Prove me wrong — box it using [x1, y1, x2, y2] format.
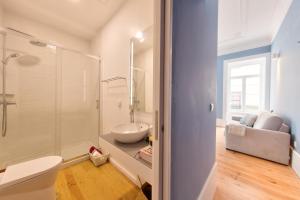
[111, 123, 150, 143]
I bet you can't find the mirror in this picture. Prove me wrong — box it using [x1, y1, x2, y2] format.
[130, 26, 153, 113]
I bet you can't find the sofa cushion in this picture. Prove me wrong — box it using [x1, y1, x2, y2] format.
[253, 112, 283, 131]
[240, 114, 258, 127]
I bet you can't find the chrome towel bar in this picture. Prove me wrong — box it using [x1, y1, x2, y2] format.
[101, 76, 126, 83]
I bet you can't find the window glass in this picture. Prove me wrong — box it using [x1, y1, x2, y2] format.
[230, 78, 242, 111]
[245, 77, 260, 112]
[230, 64, 260, 77]
[226, 56, 266, 117]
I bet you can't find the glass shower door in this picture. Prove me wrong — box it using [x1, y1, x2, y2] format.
[60, 50, 100, 160]
[0, 33, 57, 169]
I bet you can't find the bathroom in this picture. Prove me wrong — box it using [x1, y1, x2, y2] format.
[0, 0, 156, 199]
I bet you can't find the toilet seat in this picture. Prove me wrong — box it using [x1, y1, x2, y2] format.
[0, 156, 62, 189]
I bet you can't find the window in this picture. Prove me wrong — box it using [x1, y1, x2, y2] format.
[224, 55, 268, 121]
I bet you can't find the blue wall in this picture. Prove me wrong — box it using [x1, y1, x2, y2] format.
[216, 45, 272, 118]
[272, 0, 300, 153]
[171, 0, 218, 199]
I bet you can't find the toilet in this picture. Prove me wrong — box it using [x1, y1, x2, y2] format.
[0, 156, 62, 200]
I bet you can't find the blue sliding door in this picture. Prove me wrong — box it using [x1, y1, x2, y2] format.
[171, 0, 218, 199]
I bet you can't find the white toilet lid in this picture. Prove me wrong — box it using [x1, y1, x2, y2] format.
[0, 156, 62, 188]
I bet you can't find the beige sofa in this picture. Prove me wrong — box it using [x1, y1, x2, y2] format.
[225, 112, 291, 165]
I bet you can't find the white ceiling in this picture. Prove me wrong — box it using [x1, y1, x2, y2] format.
[0, 0, 293, 53]
[0, 0, 127, 40]
[218, 0, 293, 55]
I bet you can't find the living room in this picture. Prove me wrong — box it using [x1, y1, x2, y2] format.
[215, 0, 300, 199]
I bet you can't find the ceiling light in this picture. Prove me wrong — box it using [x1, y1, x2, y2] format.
[135, 31, 144, 39]
[68, 0, 81, 3]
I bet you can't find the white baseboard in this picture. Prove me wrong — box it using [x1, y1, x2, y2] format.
[216, 118, 226, 127]
[99, 136, 152, 185]
[291, 149, 300, 177]
[197, 162, 217, 200]
[109, 157, 140, 186]
[62, 155, 89, 169]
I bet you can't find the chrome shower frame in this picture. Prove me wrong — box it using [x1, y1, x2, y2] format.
[129, 39, 135, 123]
[1, 33, 7, 137]
[0, 34, 20, 137]
[0, 27, 102, 140]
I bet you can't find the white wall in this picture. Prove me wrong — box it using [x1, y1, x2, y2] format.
[271, 0, 300, 153]
[91, 0, 153, 134]
[3, 12, 90, 53]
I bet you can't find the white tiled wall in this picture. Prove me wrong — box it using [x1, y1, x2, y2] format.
[91, 0, 154, 134]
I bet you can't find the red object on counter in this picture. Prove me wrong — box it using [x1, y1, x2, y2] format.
[89, 146, 102, 154]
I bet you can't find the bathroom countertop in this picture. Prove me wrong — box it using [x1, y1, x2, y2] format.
[101, 134, 152, 168]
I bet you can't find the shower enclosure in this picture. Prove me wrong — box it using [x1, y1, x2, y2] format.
[0, 28, 100, 169]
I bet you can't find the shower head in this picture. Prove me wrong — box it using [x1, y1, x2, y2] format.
[2, 52, 40, 67]
[2, 53, 22, 65]
[17, 55, 40, 66]
[29, 40, 47, 47]
[8, 53, 20, 58]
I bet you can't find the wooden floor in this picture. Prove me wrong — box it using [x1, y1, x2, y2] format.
[55, 128, 300, 200]
[214, 127, 300, 200]
[55, 161, 147, 200]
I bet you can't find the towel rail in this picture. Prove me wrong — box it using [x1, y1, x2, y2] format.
[101, 76, 126, 83]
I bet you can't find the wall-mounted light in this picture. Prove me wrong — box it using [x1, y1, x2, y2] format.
[272, 52, 281, 59]
[135, 31, 145, 42]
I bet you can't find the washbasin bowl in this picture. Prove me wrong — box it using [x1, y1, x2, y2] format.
[111, 123, 150, 143]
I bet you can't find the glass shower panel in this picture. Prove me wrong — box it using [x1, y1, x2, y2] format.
[60, 50, 99, 160]
[0, 33, 57, 169]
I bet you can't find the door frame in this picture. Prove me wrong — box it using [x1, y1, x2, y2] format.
[153, 0, 172, 199]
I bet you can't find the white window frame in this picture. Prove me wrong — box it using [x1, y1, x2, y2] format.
[223, 53, 271, 122]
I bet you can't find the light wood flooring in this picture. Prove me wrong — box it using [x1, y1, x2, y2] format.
[55, 160, 147, 200]
[55, 128, 300, 200]
[214, 127, 300, 200]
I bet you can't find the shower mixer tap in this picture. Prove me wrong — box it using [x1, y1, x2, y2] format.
[1, 52, 22, 137]
[0, 100, 16, 106]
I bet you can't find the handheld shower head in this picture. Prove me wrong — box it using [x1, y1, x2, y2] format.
[2, 53, 22, 65]
[9, 53, 20, 58]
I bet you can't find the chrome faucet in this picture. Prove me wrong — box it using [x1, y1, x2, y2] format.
[129, 105, 134, 123]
